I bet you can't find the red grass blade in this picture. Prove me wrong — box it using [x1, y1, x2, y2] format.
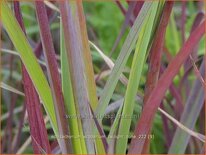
[13, 2, 51, 153]
[168, 11, 206, 153]
[35, 1, 72, 153]
[143, 1, 174, 106]
[160, 65, 184, 119]
[128, 19, 205, 154]
[141, 2, 174, 153]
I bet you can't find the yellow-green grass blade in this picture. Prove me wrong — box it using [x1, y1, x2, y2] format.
[115, 2, 160, 154]
[60, 18, 86, 154]
[1, 1, 58, 136]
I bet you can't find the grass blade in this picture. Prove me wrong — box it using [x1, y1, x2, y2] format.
[76, 0, 99, 110]
[35, 1, 72, 153]
[115, 2, 160, 154]
[142, 2, 173, 153]
[14, 2, 51, 153]
[1, 1, 58, 137]
[63, 1, 106, 152]
[1, 82, 25, 97]
[60, 17, 86, 154]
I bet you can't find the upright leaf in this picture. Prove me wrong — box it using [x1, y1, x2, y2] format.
[60, 18, 86, 154]
[115, 2, 160, 154]
[1, 1, 58, 138]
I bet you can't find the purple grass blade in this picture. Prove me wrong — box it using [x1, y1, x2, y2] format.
[170, 11, 205, 153]
[143, 1, 173, 105]
[169, 84, 184, 118]
[168, 61, 205, 153]
[200, 145, 205, 154]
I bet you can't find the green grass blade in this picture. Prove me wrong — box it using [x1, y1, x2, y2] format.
[115, 2, 160, 154]
[1, 1, 58, 137]
[60, 18, 86, 154]
[95, 1, 153, 121]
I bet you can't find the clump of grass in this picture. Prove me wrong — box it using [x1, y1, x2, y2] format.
[1, 0, 205, 154]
